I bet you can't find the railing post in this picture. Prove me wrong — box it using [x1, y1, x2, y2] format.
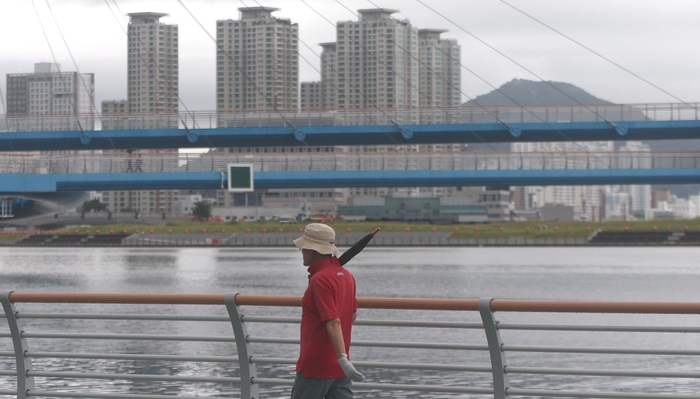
[478, 297, 509, 399]
[225, 293, 258, 399]
[1, 292, 35, 399]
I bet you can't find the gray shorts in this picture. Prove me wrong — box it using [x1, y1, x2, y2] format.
[290, 371, 353, 399]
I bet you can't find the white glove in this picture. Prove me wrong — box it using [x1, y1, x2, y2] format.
[337, 354, 364, 382]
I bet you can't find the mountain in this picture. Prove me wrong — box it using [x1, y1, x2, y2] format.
[463, 78, 612, 106]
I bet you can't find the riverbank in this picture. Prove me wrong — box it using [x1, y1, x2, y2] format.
[5, 219, 700, 240]
[6, 231, 700, 246]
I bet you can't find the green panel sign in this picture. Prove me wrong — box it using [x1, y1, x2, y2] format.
[227, 164, 254, 192]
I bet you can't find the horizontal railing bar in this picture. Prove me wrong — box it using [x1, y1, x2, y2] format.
[10, 293, 700, 314]
[0, 352, 14, 357]
[28, 391, 229, 399]
[10, 293, 225, 305]
[241, 316, 482, 328]
[29, 371, 241, 384]
[0, 372, 16, 377]
[237, 295, 480, 310]
[498, 323, 700, 333]
[357, 320, 482, 328]
[0, 392, 16, 396]
[507, 388, 700, 399]
[22, 332, 235, 342]
[19, 313, 230, 322]
[491, 300, 700, 314]
[250, 357, 491, 372]
[247, 336, 487, 350]
[26, 352, 238, 363]
[507, 366, 700, 378]
[240, 316, 298, 323]
[503, 345, 700, 356]
[252, 377, 493, 394]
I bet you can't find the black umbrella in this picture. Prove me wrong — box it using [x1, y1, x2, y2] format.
[338, 227, 380, 266]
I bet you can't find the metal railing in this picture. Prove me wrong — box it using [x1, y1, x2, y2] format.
[0, 150, 691, 174]
[1, 102, 699, 132]
[0, 293, 698, 398]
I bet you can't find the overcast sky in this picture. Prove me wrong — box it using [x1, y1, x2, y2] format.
[1, 0, 699, 112]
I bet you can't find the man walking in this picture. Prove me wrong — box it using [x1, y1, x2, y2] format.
[291, 223, 364, 399]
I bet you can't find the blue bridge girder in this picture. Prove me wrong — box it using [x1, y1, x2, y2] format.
[0, 168, 698, 193]
[3, 120, 700, 151]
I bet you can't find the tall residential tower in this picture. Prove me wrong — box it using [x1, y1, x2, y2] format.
[127, 12, 178, 115]
[216, 7, 298, 113]
[100, 12, 179, 215]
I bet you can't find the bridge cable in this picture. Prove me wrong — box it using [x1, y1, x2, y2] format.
[241, 0, 401, 146]
[42, 0, 114, 148]
[0, 84, 6, 119]
[105, 0, 214, 151]
[176, 0, 309, 147]
[309, 0, 523, 169]
[358, 0, 606, 165]
[32, 0, 85, 138]
[30, 0, 87, 148]
[499, 0, 700, 113]
[414, 0, 621, 129]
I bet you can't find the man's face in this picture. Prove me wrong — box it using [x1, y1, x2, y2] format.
[301, 248, 317, 267]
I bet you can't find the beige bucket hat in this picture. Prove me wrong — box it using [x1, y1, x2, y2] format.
[293, 223, 340, 257]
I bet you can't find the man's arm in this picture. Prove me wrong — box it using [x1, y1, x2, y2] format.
[352, 312, 357, 324]
[326, 318, 364, 382]
[326, 318, 346, 356]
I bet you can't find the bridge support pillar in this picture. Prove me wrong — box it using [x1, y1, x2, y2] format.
[225, 293, 259, 399]
[479, 297, 509, 399]
[0, 292, 34, 399]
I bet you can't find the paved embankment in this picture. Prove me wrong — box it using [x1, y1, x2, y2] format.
[109, 232, 588, 246]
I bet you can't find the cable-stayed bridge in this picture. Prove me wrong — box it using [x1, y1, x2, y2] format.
[0, 150, 696, 193]
[1, 103, 700, 151]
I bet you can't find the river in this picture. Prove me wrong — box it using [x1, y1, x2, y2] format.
[1, 246, 700, 398]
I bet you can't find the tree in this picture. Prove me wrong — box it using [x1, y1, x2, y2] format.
[82, 199, 107, 213]
[192, 201, 212, 221]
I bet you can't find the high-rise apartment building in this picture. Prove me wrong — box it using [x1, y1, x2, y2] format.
[333, 8, 419, 121]
[216, 7, 298, 113]
[322, 9, 467, 199]
[6, 63, 94, 131]
[100, 13, 180, 215]
[418, 29, 461, 109]
[127, 12, 178, 116]
[319, 42, 337, 110]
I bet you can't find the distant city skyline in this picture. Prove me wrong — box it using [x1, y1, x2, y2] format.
[2, 0, 700, 111]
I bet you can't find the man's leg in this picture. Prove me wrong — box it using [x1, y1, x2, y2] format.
[325, 377, 353, 399]
[291, 371, 334, 399]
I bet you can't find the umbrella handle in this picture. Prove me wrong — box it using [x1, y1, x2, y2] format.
[371, 227, 380, 236]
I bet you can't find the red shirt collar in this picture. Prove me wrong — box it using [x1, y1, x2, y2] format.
[308, 256, 339, 277]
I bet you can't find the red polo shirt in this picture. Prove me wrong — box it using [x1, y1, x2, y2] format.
[296, 256, 358, 378]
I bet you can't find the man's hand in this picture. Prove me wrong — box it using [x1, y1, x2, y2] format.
[337, 354, 364, 382]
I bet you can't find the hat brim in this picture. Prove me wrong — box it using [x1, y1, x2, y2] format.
[294, 236, 340, 257]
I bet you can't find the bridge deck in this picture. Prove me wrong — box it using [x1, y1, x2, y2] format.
[2, 103, 700, 150]
[0, 151, 694, 192]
